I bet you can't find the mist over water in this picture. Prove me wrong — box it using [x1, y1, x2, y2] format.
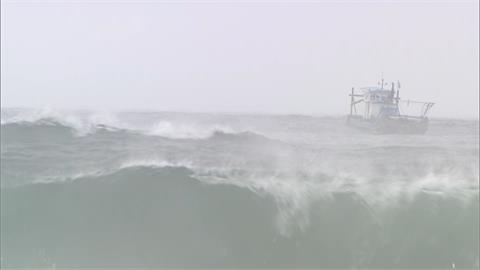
[1, 108, 478, 268]
[1, 0, 478, 267]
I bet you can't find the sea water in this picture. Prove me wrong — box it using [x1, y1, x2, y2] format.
[1, 108, 478, 268]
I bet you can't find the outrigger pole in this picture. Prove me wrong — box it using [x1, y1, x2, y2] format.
[349, 87, 364, 116]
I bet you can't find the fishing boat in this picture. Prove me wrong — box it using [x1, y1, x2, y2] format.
[346, 79, 434, 134]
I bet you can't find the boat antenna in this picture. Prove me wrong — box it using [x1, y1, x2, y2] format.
[381, 72, 384, 90]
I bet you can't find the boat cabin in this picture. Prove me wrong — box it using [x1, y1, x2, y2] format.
[360, 87, 399, 120]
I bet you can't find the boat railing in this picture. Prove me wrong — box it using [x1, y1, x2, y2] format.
[398, 100, 434, 118]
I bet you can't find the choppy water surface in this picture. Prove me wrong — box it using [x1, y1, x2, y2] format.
[1, 108, 479, 268]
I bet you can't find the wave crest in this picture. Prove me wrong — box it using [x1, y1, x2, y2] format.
[25, 158, 479, 235]
[147, 121, 236, 139]
[1, 108, 245, 139]
[1, 108, 122, 136]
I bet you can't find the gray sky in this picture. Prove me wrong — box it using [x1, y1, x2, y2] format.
[1, 0, 478, 118]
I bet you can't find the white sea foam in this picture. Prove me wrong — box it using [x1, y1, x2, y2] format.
[191, 162, 479, 234]
[1, 108, 123, 135]
[2, 108, 241, 139]
[147, 121, 235, 139]
[23, 152, 479, 236]
[119, 158, 195, 170]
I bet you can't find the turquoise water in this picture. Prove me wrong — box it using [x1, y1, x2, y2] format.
[1, 108, 479, 268]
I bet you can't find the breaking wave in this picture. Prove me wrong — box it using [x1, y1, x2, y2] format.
[2, 108, 479, 268]
[1, 108, 245, 139]
[1, 108, 122, 135]
[2, 164, 478, 268]
[148, 121, 235, 139]
[21, 159, 480, 235]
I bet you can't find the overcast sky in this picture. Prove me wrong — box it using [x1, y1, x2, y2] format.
[1, 0, 478, 118]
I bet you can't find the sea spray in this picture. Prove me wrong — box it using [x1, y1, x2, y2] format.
[1, 108, 478, 268]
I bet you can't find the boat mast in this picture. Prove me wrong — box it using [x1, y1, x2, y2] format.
[380, 72, 384, 90]
[350, 88, 354, 115]
[396, 86, 400, 105]
[391, 82, 395, 103]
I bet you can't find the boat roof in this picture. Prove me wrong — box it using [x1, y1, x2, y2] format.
[360, 87, 393, 95]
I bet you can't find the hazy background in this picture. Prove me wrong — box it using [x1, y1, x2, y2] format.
[1, 0, 478, 118]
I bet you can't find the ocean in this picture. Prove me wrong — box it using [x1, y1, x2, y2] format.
[1, 108, 479, 269]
